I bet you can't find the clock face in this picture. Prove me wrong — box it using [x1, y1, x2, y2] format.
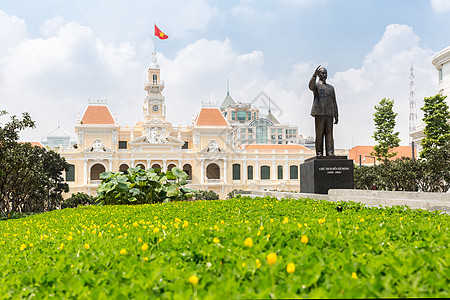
[152, 105, 159, 112]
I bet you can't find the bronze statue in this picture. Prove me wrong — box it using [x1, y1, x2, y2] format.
[308, 65, 338, 156]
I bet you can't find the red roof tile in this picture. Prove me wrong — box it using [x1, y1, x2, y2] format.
[195, 108, 228, 126]
[81, 106, 115, 125]
[349, 145, 417, 164]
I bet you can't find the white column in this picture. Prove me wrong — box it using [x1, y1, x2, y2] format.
[272, 155, 276, 180]
[285, 156, 289, 180]
[108, 158, 113, 171]
[223, 158, 227, 183]
[178, 159, 182, 169]
[200, 159, 205, 184]
[162, 159, 167, 172]
[146, 159, 151, 170]
[243, 157, 247, 184]
[255, 156, 259, 180]
[84, 159, 88, 186]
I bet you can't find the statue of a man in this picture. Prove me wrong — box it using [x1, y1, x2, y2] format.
[308, 65, 339, 156]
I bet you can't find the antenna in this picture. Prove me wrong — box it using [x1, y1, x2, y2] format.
[227, 79, 230, 95]
[409, 63, 417, 140]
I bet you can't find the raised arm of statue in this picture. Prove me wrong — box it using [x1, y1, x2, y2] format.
[309, 65, 321, 91]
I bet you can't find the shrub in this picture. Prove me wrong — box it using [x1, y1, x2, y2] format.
[61, 192, 97, 209]
[194, 190, 219, 200]
[96, 167, 195, 205]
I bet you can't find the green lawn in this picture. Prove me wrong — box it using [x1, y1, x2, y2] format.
[1, 197, 448, 299]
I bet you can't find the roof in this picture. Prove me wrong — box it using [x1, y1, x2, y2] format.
[19, 141, 45, 148]
[81, 105, 115, 125]
[194, 108, 228, 126]
[265, 112, 280, 124]
[349, 146, 417, 164]
[47, 126, 70, 137]
[219, 92, 236, 110]
[244, 144, 309, 150]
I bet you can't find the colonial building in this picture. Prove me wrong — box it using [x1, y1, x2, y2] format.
[58, 52, 344, 198]
[410, 45, 450, 151]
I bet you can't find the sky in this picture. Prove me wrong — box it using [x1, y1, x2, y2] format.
[1, 0, 450, 148]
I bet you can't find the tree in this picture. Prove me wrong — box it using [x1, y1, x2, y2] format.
[0, 111, 69, 215]
[420, 94, 450, 158]
[371, 98, 400, 162]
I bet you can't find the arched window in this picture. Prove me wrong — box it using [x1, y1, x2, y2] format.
[66, 164, 75, 181]
[153, 74, 158, 85]
[151, 164, 162, 172]
[167, 163, 176, 171]
[232, 164, 241, 180]
[277, 165, 283, 180]
[247, 165, 253, 180]
[206, 163, 220, 179]
[290, 165, 299, 179]
[260, 165, 270, 180]
[90, 164, 105, 180]
[249, 118, 274, 144]
[183, 164, 192, 180]
[136, 163, 146, 170]
[119, 164, 129, 175]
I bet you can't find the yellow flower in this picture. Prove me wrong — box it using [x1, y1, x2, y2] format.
[153, 227, 160, 233]
[213, 238, 220, 243]
[282, 217, 289, 224]
[257, 231, 261, 236]
[428, 218, 430, 221]
[220, 220, 224, 224]
[301, 235, 308, 244]
[67, 236, 73, 241]
[286, 263, 295, 273]
[120, 249, 127, 255]
[84, 243, 90, 250]
[260, 226, 264, 230]
[133, 222, 139, 227]
[297, 223, 302, 229]
[266, 234, 271, 240]
[143, 257, 149, 261]
[267, 253, 277, 265]
[360, 218, 365, 222]
[352, 272, 358, 279]
[318, 218, 325, 224]
[29, 243, 34, 248]
[60, 243, 64, 250]
[337, 218, 341, 222]
[183, 221, 189, 228]
[20, 244, 27, 251]
[98, 233, 102, 238]
[189, 275, 199, 285]
[244, 237, 253, 247]
[141, 243, 149, 251]
[256, 259, 261, 268]
[241, 263, 246, 267]
[138, 237, 143, 243]
[270, 219, 274, 223]
[162, 225, 167, 229]
[399, 217, 403, 221]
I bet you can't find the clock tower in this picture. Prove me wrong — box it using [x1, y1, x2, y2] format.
[142, 51, 171, 136]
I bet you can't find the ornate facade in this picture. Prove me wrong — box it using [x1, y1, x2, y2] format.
[59, 53, 346, 198]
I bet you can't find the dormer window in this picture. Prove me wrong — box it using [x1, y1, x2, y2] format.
[153, 74, 158, 85]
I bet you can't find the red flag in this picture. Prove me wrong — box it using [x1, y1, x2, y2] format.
[154, 25, 168, 40]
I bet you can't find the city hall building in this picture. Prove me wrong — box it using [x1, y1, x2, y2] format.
[58, 53, 348, 198]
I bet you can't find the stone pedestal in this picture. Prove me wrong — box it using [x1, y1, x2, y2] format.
[300, 156, 354, 194]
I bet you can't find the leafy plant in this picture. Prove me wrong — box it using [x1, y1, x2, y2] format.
[371, 98, 400, 162]
[194, 190, 219, 200]
[96, 166, 195, 205]
[61, 192, 98, 209]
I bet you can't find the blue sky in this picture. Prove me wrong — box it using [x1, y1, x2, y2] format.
[1, 0, 449, 147]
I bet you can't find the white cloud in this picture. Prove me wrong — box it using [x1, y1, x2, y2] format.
[431, 0, 450, 12]
[40, 15, 65, 37]
[0, 10, 27, 57]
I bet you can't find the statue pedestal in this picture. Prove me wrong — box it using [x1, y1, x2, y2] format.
[300, 156, 354, 194]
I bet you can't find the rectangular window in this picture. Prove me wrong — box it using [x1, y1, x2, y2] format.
[439, 68, 443, 81]
[248, 111, 251, 120]
[247, 165, 253, 180]
[248, 128, 252, 133]
[277, 166, 283, 180]
[271, 135, 276, 140]
[261, 166, 270, 180]
[119, 141, 127, 149]
[278, 135, 282, 139]
[271, 129, 275, 134]
[278, 129, 282, 134]
[237, 111, 246, 121]
[253, 112, 256, 119]
[290, 165, 299, 179]
[248, 135, 252, 140]
[293, 129, 296, 134]
[232, 111, 236, 120]
[182, 141, 189, 149]
[241, 135, 246, 140]
[233, 164, 241, 180]
[241, 128, 246, 133]
[66, 164, 75, 181]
